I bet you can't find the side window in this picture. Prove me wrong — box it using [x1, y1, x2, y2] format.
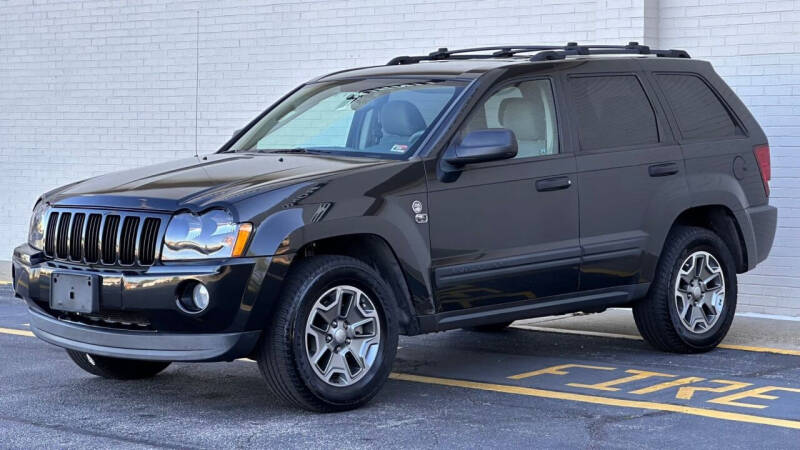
[568, 75, 659, 150]
[463, 79, 559, 159]
[656, 74, 741, 140]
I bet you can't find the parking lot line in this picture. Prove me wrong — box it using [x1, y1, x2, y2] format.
[389, 372, 800, 430]
[2, 326, 799, 430]
[0, 327, 34, 337]
[512, 324, 800, 357]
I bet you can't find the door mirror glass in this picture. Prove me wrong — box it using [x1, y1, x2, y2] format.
[445, 129, 518, 166]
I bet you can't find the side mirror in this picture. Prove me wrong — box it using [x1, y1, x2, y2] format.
[444, 129, 518, 167]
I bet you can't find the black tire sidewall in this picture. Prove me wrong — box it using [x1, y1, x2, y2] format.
[289, 261, 398, 407]
[665, 233, 737, 349]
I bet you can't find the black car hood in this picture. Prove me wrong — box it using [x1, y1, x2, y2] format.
[44, 152, 387, 212]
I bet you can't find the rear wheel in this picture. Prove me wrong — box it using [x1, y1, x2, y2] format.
[257, 255, 398, 412]
[463, 321, 513, 332]
[633, 226, 737, 353]
[66, 350, 170, 379]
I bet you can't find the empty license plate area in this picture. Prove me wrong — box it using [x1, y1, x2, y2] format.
[50, 272, 99, 314]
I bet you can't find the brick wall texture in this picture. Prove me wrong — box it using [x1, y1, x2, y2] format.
[1, 0, 798, 314]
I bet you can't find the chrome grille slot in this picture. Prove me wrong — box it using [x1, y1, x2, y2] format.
[44, 212, 59, 256]
[119, 216, 140, 265]
[55, 213, 71, 259]
[42, 208, 166, 267]
[84, 214, 102, 263]
[102, 215, 120, 264]
[69, 213, 85, 261]
[139, 218, 161, 266]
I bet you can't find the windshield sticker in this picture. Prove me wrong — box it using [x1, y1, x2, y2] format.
[390, 144, 408, 153]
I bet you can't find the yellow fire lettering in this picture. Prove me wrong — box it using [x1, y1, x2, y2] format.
[675, 380, 752, 400]
[708, 386, 800, 409]
[629, 377, 706, 395]
[508, 363, 615, 380]
[568, 370, 676, 392]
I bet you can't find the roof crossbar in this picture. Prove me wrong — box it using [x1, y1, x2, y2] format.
[386, 42, 690, 65]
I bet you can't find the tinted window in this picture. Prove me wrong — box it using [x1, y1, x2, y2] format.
[656, 74, 740, 140]
[569, 75, 659, 150]
[463, 79, 559, 159]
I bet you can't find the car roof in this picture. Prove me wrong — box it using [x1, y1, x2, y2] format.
[315, 55, 701, 82]
[316, 58, 523, 81]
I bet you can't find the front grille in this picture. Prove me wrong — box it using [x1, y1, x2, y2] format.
[43, 208, 167, 267]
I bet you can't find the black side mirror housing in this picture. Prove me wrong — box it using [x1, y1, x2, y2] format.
[439, 129, 518, 181]
[445, 129, 518, 166]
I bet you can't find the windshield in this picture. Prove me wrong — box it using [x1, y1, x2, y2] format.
[229, 78, 466, 158]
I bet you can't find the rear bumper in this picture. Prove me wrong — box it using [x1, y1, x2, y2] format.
[738, 204, 777, 270]
[29, 306, 260, 362]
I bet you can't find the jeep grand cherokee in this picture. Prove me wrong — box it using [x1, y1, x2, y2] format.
[13, 43, 777, 411]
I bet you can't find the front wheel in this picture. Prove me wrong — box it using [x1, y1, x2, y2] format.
[633, 226, 737, 353]
[257, 255, 399, 412]
[66, 350, 171, 379]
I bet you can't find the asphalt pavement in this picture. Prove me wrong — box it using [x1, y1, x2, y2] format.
[1, 284, 800, 449]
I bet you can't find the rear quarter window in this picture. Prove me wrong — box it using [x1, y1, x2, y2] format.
[568, 75, 659, 151]
[655, 73, 742, 141]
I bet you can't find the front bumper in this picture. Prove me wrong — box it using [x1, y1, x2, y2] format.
[28, 306, 260, 361]
[12, 243, 271, 362]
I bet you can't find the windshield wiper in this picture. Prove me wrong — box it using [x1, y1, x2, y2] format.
[257, 148, 332, 155]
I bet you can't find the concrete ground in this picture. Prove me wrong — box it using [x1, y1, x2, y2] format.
[2, 281, 800, 449]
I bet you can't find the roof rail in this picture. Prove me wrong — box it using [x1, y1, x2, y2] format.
[386, 42, 690, 65]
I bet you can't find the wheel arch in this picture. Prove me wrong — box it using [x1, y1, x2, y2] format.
[668, 205, 748, 273]
[286, 233, 423, 335]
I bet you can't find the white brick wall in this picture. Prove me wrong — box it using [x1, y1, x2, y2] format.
[0, 0, 798, 314]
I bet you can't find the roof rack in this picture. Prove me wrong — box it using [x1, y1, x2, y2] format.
[386, 42, 690, 65]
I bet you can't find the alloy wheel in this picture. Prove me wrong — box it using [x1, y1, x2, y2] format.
[673, 251, 726, 333]
[304, 285, 381, 386]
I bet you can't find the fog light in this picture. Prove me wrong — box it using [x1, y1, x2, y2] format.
[192, 283, 210, 311]
[177, 281, 210, 313]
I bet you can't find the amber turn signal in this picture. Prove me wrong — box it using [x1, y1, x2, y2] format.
[232, 223, 253, 257]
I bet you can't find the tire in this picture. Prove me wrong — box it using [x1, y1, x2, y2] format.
[633, 226, 737, 353]
[257, 255, 399, 412]
[463, 321, 513, 332]
[66, 350, 171, 380]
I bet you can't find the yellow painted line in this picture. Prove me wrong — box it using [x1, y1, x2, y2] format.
[389, 372, 800, 430]
[0, 281, 11, 286]
[511, 324, 800, 357]
[0, 327, 34, 337]
[4, 326, 799, 429]
[717, 344, 800, 357]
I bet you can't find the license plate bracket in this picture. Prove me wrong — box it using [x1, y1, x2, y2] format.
[50, 272, 99, 314]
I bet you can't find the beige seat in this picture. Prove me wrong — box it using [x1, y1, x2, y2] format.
[498, 97, 548, 158]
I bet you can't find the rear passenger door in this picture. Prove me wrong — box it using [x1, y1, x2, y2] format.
[565, 65, 689, 291]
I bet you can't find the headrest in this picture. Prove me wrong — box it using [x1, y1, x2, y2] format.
[381, 100, 427, 136]
[499, 97, 546, 141]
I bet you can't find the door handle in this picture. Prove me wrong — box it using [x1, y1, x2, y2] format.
[649, 162, 680, 177]
[535, 176, 572, 192]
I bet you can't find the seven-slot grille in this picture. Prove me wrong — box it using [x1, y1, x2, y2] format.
[44, 209, 165, 266]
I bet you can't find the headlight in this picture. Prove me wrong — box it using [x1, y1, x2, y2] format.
[161, 210, 252, 261]
[28, 201, 47, 251]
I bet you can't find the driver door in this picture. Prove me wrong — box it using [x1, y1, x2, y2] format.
[426, 77, 580, 314]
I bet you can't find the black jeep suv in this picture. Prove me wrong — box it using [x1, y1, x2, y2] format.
[13, 43, 777, 411]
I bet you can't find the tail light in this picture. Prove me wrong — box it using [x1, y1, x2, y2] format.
[753, 144, 770, 197]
